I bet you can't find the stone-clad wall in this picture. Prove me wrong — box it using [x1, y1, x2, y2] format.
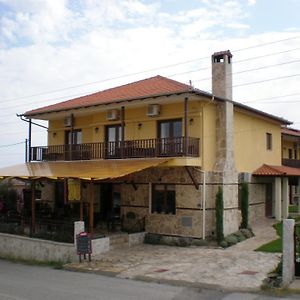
[120, 166, 241, 238]
[248, 182, 265, 225]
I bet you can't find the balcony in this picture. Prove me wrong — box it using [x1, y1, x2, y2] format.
[282, 158, 300, 169]
[30, 137, 200, 162]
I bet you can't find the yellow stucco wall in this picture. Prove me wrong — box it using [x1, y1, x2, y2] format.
[47, 100, 205, 166]
[234, 110, 282, 172]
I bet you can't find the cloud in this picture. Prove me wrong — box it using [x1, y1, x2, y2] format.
[0, 0, 299, 166]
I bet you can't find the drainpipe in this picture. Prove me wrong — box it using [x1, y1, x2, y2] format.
[196, 169, 206, 239]
[184, 97, 188, 156]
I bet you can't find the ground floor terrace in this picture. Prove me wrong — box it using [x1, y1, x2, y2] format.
[1, 160, 299, 245]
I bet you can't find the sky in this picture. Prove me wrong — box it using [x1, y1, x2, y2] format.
[0, 0, 300, 167]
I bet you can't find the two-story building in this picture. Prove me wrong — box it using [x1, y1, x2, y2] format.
[0, 50, 297, 240]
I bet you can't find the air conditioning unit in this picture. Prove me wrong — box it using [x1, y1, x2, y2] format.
[107, 109, 120, 121]
[147, 104, 160, 117]
[64, 116, 73, 127]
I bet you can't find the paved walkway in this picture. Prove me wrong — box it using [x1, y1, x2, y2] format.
[66, 219, 281, 292]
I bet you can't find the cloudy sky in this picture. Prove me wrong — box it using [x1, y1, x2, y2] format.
[0, 0, 300, 167]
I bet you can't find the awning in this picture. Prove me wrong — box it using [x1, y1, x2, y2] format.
[0, 158, 169, 181]
[253, 164, 300, 177]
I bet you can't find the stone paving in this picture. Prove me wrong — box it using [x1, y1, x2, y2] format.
[66, 218, 281, 292]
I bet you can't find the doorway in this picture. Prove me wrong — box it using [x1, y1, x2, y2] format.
[105, 125, 122, 158]
[100, 183, 121, 231]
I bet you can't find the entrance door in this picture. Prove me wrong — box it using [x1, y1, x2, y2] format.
[64, 130, 82, 160]
[265, 183, 273, 217]
[158, 119, 182, 156]
[105, 125, 122, 158]
[100, 183, 121, 230]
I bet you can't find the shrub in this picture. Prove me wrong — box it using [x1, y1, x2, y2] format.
[215, 187, 224, 244]
[225, 234, 238, 246]
[240, 228, 254, 238]
[219, 240, 228, 248]
[240, 182, 249, 229]
[233, 230, 246, 242]
[192, 239, 208, 247]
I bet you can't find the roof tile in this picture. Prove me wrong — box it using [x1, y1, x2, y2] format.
[24, 75, 192, 116]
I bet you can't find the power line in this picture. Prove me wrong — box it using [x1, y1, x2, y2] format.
[1, 35, 300, 106]
[233, 73, 300, 88]
[242, 92, 300, 104]
[0, 141, 25, 148]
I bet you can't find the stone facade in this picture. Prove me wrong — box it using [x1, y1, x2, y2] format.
[120, 166, 242, 239]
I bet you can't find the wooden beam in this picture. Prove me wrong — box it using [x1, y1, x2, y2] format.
[184, 97, 188, 156]
[185, 166, 199, 190]
[121, 106, 125, 158]
[28, 119, 32, 161]
[80, 180, 83, 221]
[31, 179, 36, 234]
[89, 180, 94, 236]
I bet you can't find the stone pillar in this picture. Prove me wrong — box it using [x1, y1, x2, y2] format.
[275, 177, 282, 221]
[282, 219, 295, 287]
[282, 177, 289, 219]
[74, 221, 85, 248]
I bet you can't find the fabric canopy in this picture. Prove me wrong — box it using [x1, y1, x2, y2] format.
[0, 158, 169, 181]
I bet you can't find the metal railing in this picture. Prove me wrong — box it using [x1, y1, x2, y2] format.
[30, 137, 200, 161]
[282, 158, 300, 168]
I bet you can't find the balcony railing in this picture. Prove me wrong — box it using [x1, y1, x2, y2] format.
[30, 137, 200, 162]
[282, 158, 300, 168]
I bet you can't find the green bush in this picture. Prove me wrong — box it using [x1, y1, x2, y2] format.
[225, 234, 238, 246]
[240, 182, 249, 229]
[215, 187, 224, 244]
[240, 228, 254, 238]
[192, 239, 208, 247]
[233, 230, 246, 242]
[219, 240, 228, 248]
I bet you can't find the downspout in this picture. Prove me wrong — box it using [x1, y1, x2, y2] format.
[195, 169, 206, 239]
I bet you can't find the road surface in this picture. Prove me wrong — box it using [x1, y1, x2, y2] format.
[0, 259, 299, 300]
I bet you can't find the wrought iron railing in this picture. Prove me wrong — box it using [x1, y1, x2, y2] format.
[30, 137, 200, 161]
[282, 158, 300, 168]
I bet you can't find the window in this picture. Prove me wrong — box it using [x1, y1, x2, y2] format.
[65, 130, 82, 145]
[266, 133, 272, 150]
[152, 184, 176, 214]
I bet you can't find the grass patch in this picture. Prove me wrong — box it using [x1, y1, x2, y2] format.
[256, 217, 300, 253]
[256, 222, 282, 253]
[289, 205, 298, 213]
[256, 238, 282, 253]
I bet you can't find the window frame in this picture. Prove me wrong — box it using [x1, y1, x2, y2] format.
[266, 132, 272, 151]
[151, 184, 176, 215]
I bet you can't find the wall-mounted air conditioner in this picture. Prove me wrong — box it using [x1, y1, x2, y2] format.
[64, 116, 73, 127]
[147, 104, 160, 117]
[107, 109, 120, 121]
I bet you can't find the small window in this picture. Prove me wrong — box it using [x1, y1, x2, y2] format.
[152, 184, 176, 214]
[266, 133, 272, 150]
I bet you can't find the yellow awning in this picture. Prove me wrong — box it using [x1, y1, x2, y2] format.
[0, 159, 169, 181]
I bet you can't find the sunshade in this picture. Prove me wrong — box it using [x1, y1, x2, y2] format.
[0, 158, 169, 181]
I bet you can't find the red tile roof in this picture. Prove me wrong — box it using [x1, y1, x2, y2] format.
[281, 127, 300, 137]
[253, 164, 300, 176]
[24, 75, 193, 117]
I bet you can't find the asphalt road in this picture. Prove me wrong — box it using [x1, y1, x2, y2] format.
[0, 259, 299, 300]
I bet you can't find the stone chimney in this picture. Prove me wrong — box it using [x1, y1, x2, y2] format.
[212, 50, 236, 176]
[212, 50, 232, 100]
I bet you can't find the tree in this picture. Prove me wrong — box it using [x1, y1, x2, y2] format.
[215, 186, 224, 243]
[240, 182, 249, 229]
